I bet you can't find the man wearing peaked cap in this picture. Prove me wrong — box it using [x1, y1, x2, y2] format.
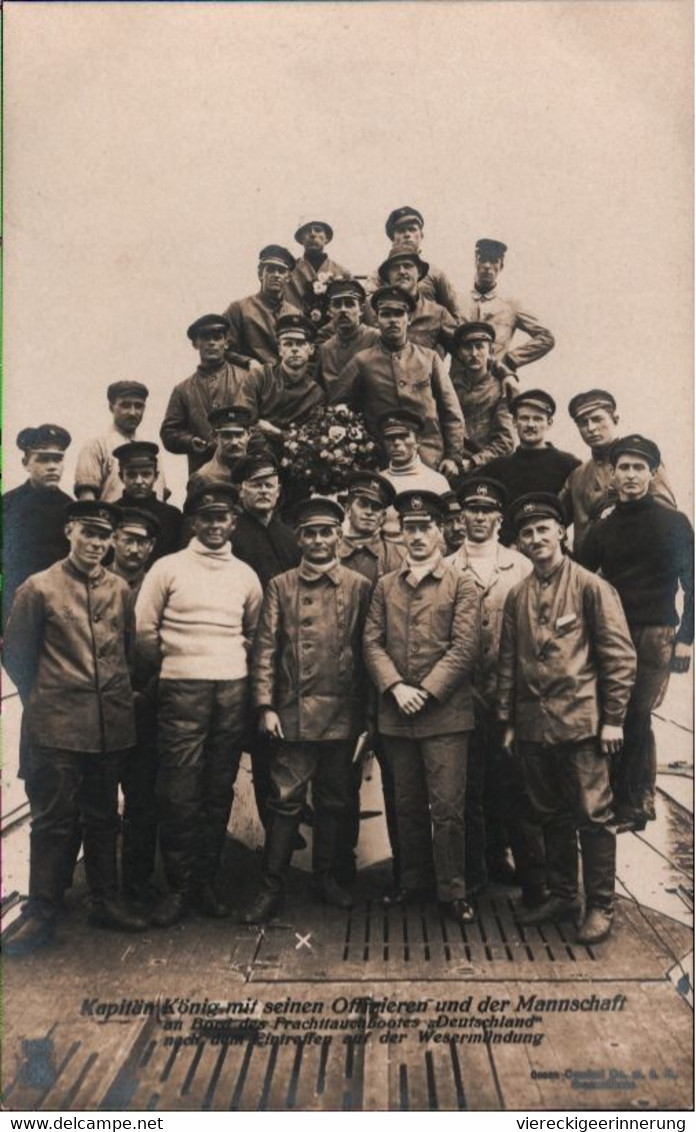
[135, 468, 263, 927]
[578, 435, 693, 835]
[363, 480, 482, 924]
[461, 237, 555, 373]
[75, 380, 168, 504]
[243, 491, 373, 924]
[373, 248, 457, 359]
[111, 507, 160, 586]
[496, 487, 637, 945]
[317, 278, 381, 396]
[161, 314, 266, 476]
[447, 476, 535, 899]
[4, 488, 148, 956]
[440, 492, 466, 555]
[285, 218, 352, 313]
[563, 392, 677, 556]
[449, 321, 516, 475]
[330, 287, 465, 480]
[223, 245, 301, 374]
[365, 206, 462, 321]
[251, 312, 326, 434]
[113, 442, 183, 564]
[4, 425, 73, 620]
[485, 389, 580, 539]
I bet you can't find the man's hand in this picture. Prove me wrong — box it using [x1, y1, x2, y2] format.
[671, 642, 692, 674]
[460, 457, 473, 474]
[600, 724, 624, 756]
[191, 436, 209, 454]
[257, 418, 283, 437]
[391, 682, 429, 716]
[260, 709, 284, 739]
[439, 458, 459, 481]
[248, 359, 264, 375]
[502, 375, 519, 400]
[501, 725, 516, 753]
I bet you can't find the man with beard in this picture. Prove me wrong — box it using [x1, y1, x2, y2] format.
[561, 389, 676, 555]
[3, 501, 146, 956]
[284, 218, 352, 313]
[113, 442, 182, 562]
[461, 238, 555, 375]
[364, 491, 481, 923]
[161, 314, 263, 475]
[135, 482, 263, 926]
[331, 286, 464, 476]
[76, 381, 167, 502]
[185, 406, 259, 493]
[497, 493, 636, 944]
[243, 498, 372, 923]
[4, 425, 73, 621]
[316, 278, 380, 398]
[224, 245, 300, 372]
[449, 323, 516, 473]
[366, 206, 462, 321]
[578, 436, 693, 833]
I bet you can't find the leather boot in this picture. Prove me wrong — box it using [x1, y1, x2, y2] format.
[580, 823, 616, 913]
[313, 874, 352, 909]
[517, 894, 583, 926]
[241, 814, 299, 925]
[151, 892, 189, 928]
[88, 898, 148, 932]
[193, 882, 231, 919]
[3, 904, 56, 957]
[576, 906, 614, 945]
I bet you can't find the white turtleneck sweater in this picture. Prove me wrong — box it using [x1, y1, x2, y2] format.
[135, 538, 263, 680]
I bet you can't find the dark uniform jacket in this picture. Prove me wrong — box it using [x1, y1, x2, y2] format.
[496, 556, 636, 745]
[257, 363, 326, 428]
[160, 362, 264, 473]
[3, 481, 72, 620]
[232, 510, 301, 590]
[317, 325, 381, 399]
[115, 492, 184, 563]
[251, 561, 372, 742]
[337, 530, 406, 587]
[363, 557, 481, 737]
[223, 293, 300, 370]
[3, 559, 136, 753]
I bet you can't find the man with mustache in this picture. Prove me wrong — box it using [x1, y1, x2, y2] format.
[284, 218, 351, 314]
[366, 206, 462, 321]
[316, 278, 380, 398]
[374, 247, 457, 358]
[113, 442, 183, 563]
[449, 322, 516, 473]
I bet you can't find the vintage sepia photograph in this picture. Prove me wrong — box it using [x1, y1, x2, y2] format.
[2, 0, 693, 1116]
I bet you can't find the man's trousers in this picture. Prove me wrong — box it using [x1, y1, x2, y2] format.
[616, 624, 674, 825]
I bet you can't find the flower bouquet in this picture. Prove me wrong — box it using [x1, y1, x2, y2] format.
[279, 404, 380, 496]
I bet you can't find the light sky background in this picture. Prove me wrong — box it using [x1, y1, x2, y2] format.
[4, 1, 693, 508]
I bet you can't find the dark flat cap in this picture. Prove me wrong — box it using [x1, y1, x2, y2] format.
[459, 476, 507, 510]
[186, 313, 229, 341]
[184, 481, 240, 516]
[294, 218, 334, 244]
[385, 207, 424, 239]
[440, 491, 462, 519]
[325, 278, 366, 303]
[208, 405, 254, 430]
[232, 453, 280, 484]
[65, 500, 121, 530]
[568, 389, 618, 421]
[17, 424, 71, 452]
[116, 506, 160, 539]
[107, 381, 149, 403]
[293, 496, 344, 529]
[371, 286, 417, 314]
[276, 313, 317, 341]
[346, 471, 396, 508]
[453, 321, 496, 351]
[259, 245, 296, 271]
[608, 434, 661, 470]
[395, 490, 446, 523]
[509, 492, 565, 531]
[378, 246, 429, 283]
[475, 238, 508, 259]
[113, 441, 159, 466]
[376, 408, 424, 436]
[511, 389, 556, 417]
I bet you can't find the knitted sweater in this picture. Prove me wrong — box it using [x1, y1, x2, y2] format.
[135, 538, 263, 679]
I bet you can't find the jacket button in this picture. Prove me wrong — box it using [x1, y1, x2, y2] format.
[539, 618, 547, 626]
[482, 618, 489, 627]
[93, 614, 101, 622]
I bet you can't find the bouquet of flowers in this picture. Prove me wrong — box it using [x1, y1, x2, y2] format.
[279, 404, 380, 495]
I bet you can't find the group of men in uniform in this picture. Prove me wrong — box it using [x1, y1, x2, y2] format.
[3, 207, 693, 956]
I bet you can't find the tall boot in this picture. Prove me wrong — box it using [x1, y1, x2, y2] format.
[545, 817, 580, 902]
[241, 814, 300, 924]
[312, 806, 352, 909]
[579, 824, 616, 912]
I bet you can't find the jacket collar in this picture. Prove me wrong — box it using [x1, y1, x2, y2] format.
[399, 553, 447, 588]
[299, 559, 342, 585]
